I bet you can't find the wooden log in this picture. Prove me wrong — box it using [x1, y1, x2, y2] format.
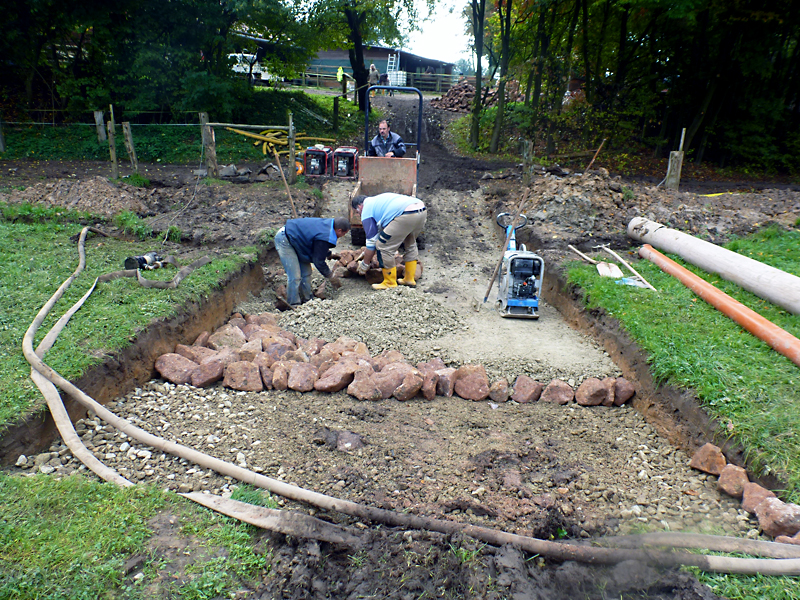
[94, 111, 106, 143]
[121, 122, 139, 174]
[628, 217, 800, 315]
[199, 112, 218, 178]
[107, 104, 118, 180]
[288, 111, 296, 184]
[0, 113, 5, 153]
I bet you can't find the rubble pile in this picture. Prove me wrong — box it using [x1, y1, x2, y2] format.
[431, 81, 526, 113]
[153, 311, 635, 407]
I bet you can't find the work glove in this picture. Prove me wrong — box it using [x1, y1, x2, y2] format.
[356, 261, 370, 276]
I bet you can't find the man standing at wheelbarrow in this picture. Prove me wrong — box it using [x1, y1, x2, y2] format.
[352, 194, 425, 290]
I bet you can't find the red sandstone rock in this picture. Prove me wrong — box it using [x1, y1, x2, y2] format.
[193, 331, 210, 347]
[489, 378, 510, 403]
[223, 361, 263, 392]
[175, 343, 216, 364]
[394, 372, 424, 401]
[263, 339, 295, 364]
[421, 370, 438, 400]
[191, 360, 224, 388]
[717, 464, 749, 499]
[613, 377, 636, 405]
[200, 347, 240, 367]
[314, 361, 358, 393]
[742, 482, 777, 513]
[207, 323, 247, 350]
[454, 364, 490, 401]
[346, 367, 382, 401]
[372, 349, 406, 372]
[310, 347, 339, 368]
[755, 497, 800, 538]
[511, 375, 543, 403]
[287, 362, 319, 392]
[435, 368, 457, 396]
[271, 362, 290, 390]
[540, 379, 574, 404]
[301, 338, 327, 356]
[576, 377, 611, 406]
[776, 531, 800, 546]
[689, 443, 727, 475]
[373, 369, 407, 399]
[155, 353, 198, 385]
[259, 364, 274, 390]
[238, 339, 263, 362]
[600, 377, 617, 406]
[417, 357, 446, 372]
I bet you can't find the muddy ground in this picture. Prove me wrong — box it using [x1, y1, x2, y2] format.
[3, 95, 800, 599]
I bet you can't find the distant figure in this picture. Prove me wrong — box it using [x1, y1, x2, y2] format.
[425, 65, 435, 75]
[367, 120, 406, 158]
[368, 64, 380, 97]
[378, 72, 391, 96]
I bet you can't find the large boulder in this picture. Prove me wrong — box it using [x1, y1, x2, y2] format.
[223, 361, 263, 392]
[454, 364, 490, 401]
[540, 379, 574, 404]
[155, 354, 197, 385]
[510, 375, 543, 403]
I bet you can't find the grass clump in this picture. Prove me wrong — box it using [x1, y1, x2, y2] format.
[0, 219, 255, 428]
[113, 211, 153, 240]
[567, 226, 800, 500]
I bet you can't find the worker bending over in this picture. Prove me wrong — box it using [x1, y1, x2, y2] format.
[352, 193, 426, 290]
[274, 217, 349, 306]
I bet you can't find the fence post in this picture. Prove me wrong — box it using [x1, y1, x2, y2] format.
[333, 96, 339, 132]
[122, 122, 139, 174]
[199, 112, 219, 178]
[107, 104, 119, 179]
[664, 128, 686, 191]
[94, 111, 106, 143]
[0, 113, 5, 153]
[288, 111, 296, 184]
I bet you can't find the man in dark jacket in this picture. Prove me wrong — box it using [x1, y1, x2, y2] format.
[366, 120, 406, 158]
[274, 217, 350, 306]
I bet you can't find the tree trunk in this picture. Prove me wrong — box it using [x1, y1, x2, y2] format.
[581, 0, 591, 103]
[470, 0, 486, 147]
[344, 8, 369, 111]
[489, 0, 513, 153]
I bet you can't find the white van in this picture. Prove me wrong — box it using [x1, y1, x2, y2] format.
[228, 53, 270, 83]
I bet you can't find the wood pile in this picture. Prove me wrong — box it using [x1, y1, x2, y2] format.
[431, 81, 526, 113]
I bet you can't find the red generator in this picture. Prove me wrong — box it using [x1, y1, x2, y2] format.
[332, 147, 359, 178]
[304, 146, 333, 176]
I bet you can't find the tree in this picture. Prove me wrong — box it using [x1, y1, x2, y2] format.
[468, 0, 488, 147]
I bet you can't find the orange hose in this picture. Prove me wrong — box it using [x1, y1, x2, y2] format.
[639, 245, 800, 368]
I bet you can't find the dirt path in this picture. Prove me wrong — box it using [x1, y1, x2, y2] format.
[8, 96, 800, 598]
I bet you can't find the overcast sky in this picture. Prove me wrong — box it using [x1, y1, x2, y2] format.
[406, 0, 472, 65]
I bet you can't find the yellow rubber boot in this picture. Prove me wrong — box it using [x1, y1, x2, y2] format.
[372, 267, 397, 290]
[398, 260, 417, 287]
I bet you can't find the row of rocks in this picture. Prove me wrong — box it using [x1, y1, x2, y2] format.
[154, 311, 636, 407]
[690, 442, 800, 542]
[431, 81, 526, 113]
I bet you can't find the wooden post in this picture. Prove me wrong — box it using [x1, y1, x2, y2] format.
[287, 111, 296, 184]
[107, 104, 118, 179]
[94, 111, 106, 143]
[121, 122, 139, 173]
[333, 96, 339, 133]
[199, 112, 218, 178]
[0, 113, 5, 153]
[664, 128, 686, 191]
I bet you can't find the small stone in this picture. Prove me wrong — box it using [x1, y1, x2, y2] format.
[717, 464, 749, 499]
[689, 443, 726, 475]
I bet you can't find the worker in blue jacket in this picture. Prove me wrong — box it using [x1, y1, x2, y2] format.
[274, 217, 350, 306]
[351, 193, 426, 290]
[366, 120, 406, 158]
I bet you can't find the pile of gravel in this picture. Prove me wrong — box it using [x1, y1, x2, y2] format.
[277, 285, 468, 363]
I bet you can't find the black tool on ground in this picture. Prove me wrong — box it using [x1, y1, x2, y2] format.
[124, 252, 163, 270]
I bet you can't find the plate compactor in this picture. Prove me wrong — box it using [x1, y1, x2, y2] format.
[495, 212, 544, 319]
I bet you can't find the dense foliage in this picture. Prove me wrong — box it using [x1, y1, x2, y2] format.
[473, 0, 800, 172]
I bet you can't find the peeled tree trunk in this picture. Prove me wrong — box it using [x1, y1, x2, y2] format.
[628, 217, 800, 316]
